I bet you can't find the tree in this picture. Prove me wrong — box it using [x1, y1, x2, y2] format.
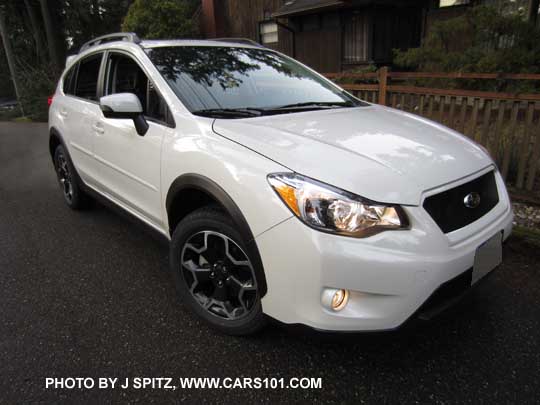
[122, 0, 200, 39]
[0, 48, 15, 99]
[0, 4, 24, 115]
[394, 5, 540, 92]
[60, 0, 133, 51]
[23, 0, 46, 61]
[0, 0, 136, 119]
[393, 5, 540, 93]
[528, 0, 540, 25]
[39, 0, 62, 69]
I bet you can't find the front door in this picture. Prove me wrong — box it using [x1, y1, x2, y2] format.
[92, 51, 173, 228]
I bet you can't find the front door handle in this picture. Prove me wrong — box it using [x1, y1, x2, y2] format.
[92, 123, 105, 134]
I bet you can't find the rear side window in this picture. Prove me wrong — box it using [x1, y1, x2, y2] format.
[74, 53, 103, 101]
[63, 65, 76, 95]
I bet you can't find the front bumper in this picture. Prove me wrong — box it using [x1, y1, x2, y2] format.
[256, 169, 513, 331]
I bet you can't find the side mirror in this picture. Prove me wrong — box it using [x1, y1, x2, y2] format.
[100, 93, 149, 136]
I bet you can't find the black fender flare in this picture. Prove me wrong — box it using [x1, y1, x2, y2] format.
[49, 127, 77, 166]
[49, 127, 87, 189]
[49, 126, 66, 161]
[166, 173, 268, 296]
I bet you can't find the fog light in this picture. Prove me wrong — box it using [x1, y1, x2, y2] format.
[322, 288, 350, 311]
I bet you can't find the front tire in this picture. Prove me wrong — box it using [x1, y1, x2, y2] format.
[170, 207, 266, 335]
[53, 145, 91, 210]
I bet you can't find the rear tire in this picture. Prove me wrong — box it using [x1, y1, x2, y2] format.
[170, 206, 267, 335]
[53, 145, 92, 210]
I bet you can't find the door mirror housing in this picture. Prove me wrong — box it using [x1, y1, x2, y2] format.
[100, 93, 149, 136]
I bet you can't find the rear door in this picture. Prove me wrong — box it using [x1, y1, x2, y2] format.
[58, 52, 105, 185]
[92, 51, 174, 227]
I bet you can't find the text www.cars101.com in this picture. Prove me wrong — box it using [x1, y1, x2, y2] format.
[45, 377, 322, 390]
[179, 377, 322, 389]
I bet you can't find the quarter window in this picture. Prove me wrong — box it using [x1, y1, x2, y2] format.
[74, 53, 102, 101]
[105, 53, 170, 125]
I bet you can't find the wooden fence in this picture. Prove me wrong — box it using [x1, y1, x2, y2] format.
[325, 68, 540, 192]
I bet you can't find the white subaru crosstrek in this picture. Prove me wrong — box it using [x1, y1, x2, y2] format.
[49, 33, 513, 335]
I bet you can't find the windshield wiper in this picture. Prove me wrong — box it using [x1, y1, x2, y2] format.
[193, 102, 355, 118]
[271, 101, 355, 110]
[192, 108, 265, 118]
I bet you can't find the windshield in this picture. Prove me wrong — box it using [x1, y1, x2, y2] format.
[145, 46, 365, 117]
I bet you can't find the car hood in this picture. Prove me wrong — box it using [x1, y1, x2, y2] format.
[212, 105, 492, 205]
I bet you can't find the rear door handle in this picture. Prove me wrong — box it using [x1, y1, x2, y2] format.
[59, 109, 68, 117]
[92, 123, 105, 134]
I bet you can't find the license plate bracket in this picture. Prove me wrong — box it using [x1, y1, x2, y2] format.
[472, 231, 503, 285]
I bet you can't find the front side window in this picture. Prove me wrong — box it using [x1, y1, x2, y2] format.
[105, 53, 170, 124]
[146, 46, 363, 115]
[74, 53, 102, 101]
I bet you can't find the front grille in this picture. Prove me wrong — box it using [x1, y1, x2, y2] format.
[423, 171, 499, 233]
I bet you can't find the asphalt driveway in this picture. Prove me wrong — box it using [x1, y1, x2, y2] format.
[1, 122, 539, 404]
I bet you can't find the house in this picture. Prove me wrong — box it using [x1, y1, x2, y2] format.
[198, 0, 540, 72]
[199, 0, 482, 73]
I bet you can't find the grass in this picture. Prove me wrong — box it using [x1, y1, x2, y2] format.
[0, 109, 22, 121]
[12, 116, 33, 123]
[513, 226, 540, 246]
[0, 109, 38, 123]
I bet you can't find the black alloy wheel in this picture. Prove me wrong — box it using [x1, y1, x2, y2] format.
[53, 145, 91, 209]
[54, 148, 74, 204]
[181, 230, 258, 320]
[170, 207, 266, 335]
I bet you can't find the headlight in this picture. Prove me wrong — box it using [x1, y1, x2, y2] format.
[268, 173, 409, 238]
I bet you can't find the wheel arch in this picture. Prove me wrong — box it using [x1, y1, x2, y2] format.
[49, 127, 66, 162]
[49, 127, 87, 189]
[166, 173, 268, 296]
[49, 127, 64, 159]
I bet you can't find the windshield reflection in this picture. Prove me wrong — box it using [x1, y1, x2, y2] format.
[145, 46, 362, 114]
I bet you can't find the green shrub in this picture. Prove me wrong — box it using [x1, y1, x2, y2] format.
[18, 62, 57, 122]
[393, 5, 540, 92]
[122, 0, 200, 39]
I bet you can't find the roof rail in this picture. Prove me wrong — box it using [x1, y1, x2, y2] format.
[213, 38, 265, 48]
[79, 32, 141, 53]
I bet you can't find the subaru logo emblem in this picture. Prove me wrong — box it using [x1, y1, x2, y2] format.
[464, 192, 481, 208]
